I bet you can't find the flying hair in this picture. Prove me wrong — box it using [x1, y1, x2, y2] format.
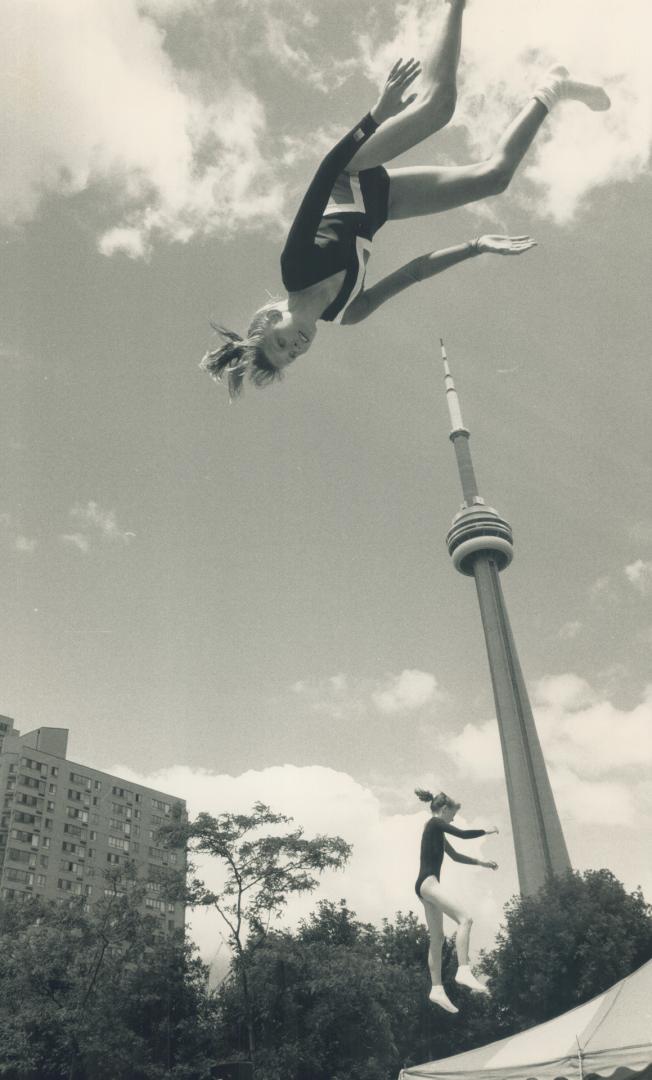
[200, 308, 282, 401]
[415, 788, 456, 813]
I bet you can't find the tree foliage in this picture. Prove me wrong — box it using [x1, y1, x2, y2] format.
[156, 802, 351, 1061]
[216, 900, 492, 1080]
[0, 868, 220, 1080]
[481, 868, 652, 1028]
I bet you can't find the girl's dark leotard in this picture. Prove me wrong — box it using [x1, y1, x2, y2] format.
[415, 817, 487, 897]
[280, 113, 389, 323]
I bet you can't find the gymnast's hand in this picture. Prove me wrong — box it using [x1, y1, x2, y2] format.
[371, 58, 422, 124]
[485, 825, 499, 835]
[477, 235, 537, 255]
[481, 860, 499, 871]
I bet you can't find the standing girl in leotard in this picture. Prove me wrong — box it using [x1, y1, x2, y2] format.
[203, 0, 610, 397]
[415, 788, 498, 1013]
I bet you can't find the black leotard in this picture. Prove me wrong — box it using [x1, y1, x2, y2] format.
[280, 113, 389, 323]
[415, 817, 486, 897]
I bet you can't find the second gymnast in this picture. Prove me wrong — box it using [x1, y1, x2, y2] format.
[415, 787, 498, 1013]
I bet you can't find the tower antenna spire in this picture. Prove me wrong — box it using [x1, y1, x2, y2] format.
[441, 340, 571, 897]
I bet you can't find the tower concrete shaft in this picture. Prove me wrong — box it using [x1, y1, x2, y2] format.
[441, 342, 571, 896]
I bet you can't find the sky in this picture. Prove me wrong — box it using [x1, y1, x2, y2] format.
[1, 0, 652, 970]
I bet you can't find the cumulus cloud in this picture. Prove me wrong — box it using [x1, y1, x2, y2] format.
[0, 0, 284, 255]
[360, 0, 652, 223]
[625, 559, 652, 596]
[113, 762, 498, 966]
[372, 669, 441, 714]
[292, 668, 442, 720]
[441, 674, 652, 824]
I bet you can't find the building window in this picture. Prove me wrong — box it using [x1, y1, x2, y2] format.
[58, 879, 82, 895]
[51, 766, 59, 777]
[7, 848, 33, 864]
[36, 874, 47, 887]
[106, 853, 121, 865]
[44, 818, 53, 829]
[93, 779, 101, 791]
[5, 867, 34, 885]
[151, 798, 171, 815]
[46, 801, 55, 812]
[89, 831, 97, 841]
[69, 772, 91, 790]
[40, 855, 49, 868]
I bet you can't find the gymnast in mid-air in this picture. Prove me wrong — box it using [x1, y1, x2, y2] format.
[414, 787, 498, 1013]
[203, 0, 610, 397]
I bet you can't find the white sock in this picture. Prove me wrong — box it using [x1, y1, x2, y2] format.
[534, 64, 611, 113]
[454, 964, 489, 994]
[428, 985, 459, 1013]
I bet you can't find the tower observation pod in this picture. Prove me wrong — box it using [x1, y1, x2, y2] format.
[441, 341, 571, 897]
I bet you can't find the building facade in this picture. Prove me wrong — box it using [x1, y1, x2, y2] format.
[0, 716, 186, 931]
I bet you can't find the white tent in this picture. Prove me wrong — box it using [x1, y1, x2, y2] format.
[401, 959, 652, 1080]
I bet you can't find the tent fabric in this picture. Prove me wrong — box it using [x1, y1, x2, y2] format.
[401, 960, 652, 1080]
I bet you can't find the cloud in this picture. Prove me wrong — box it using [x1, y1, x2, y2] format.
[69, 501, 135, 545]
[558, 620, 582, 640]
[359, 0, 652, 223]
[442, 674, 652, 820]
[60, 533, 91, 554]
[625, 559, 652, 596]
[1, 511, 38, 553]
[14, 535, 38, 554]
[59, 501, 135, 553]
[113, 762, 498, 966]
[590, 574, 621, 606]
[372, 669, 441, 714]
[292, 668, 442, 720]
[0, 0, 284, 254]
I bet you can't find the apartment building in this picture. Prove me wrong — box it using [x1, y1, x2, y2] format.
[0, 716, 186, 931]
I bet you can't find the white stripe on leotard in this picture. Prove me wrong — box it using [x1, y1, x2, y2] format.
[323, 173, 365, 217]
[334, 235, 372, 324]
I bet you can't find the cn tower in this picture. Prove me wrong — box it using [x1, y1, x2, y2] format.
[441, 341, 571, 897]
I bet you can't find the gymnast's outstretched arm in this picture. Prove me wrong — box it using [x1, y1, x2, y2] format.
[341, 234, 536, 325]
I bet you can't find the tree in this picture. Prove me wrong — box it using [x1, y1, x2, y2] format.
[0, 867, 221, 1079]
[156, 803, 351, 1063]
[216, 900, 481, 1080]
[481, 868, 652, 1029]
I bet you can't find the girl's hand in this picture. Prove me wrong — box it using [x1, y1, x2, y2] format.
[485, 825, 499, 835]
[477, 235, 537, 255]
[371, 58, 421, 125]
[483, 860, 499, 871]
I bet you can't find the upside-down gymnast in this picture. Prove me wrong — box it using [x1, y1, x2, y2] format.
[203, 0, 610, 397]
[414, 788, 498, 1013]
